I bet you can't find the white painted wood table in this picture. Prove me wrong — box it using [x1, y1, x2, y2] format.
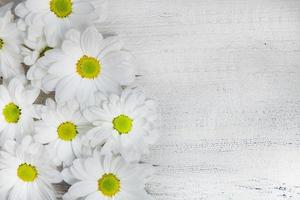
[3, 0, 300, 199]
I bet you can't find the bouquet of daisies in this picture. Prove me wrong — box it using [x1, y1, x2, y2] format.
[0, 1, 159, 199]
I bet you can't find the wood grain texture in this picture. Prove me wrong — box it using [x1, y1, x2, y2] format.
[4, 0, 300, 199]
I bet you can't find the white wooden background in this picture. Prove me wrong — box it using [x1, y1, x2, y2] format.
[3, 0, 300, 199]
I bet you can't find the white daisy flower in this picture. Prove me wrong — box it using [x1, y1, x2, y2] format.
[42, 26, 136, 103]
[0, 77, 40, 146]
[0, 136, 62, 200]
[34, 98, 92, 166]
[15, 0, 107, 46]
[22, 25, 53, 66]
[22, 26, 56, 93]
[62, 152, 153, 200]
[0, 6, 24, 79]
[84, 87, 158, 162]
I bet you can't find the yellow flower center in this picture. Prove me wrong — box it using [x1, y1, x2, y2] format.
[98, 173, 121, 197]
[39, 46, 53, 57]
[2, 103, 21, 123]
[0, 38, 4, 49]
[112, 114, 133, 134]
[17, 163, 38, 182]
[76, 56, 101, 79]
[57, 121, 77, 141]
[50, 0, 73, 18]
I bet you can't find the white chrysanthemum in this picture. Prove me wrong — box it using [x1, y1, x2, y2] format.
[0, 6, 24, 79]
[42, 26, 135, 103]
[21, 25, 56, 93]
[15, 0, 107, 46]
[0, 77, 40, 146]
[84, 87, 158, 162]
[0, 136, 62, 200]
[62, 152, 153, 200]
[22, 25, 53, 66]
[34, 98, 92, 166]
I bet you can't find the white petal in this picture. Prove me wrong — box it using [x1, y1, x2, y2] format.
[85, 192, 102, 200]
[55, 76, 80, 103]
[84, 157, 101, 178]
[48, 61, 74, 76]
[42, 74, 60, 91]
[14, 2, 29, 19]
[61, 168, 77, 185]
[23, 87, 40, 104]
[8, 181, 27, 200]
[65, 29, 80, 43]
[57, 141, 75, 163]
[70, 159, 94, 181]
[33, 130, 57, 144]
[95, 75, 121, 94]
[0, 169, 16, 191]
[98, 37, 123, 58]
[38, 166, 62, 183]
[75, 80, 96, 103]
[66, 181, 97, 198]
[73, 2, 94, 14]
[0, 85, 10, 102]
[81, 26, 103, 56]
[36, 179, 57, 200]
[61, 40, 82, 59]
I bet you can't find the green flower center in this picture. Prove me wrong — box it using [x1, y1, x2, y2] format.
[2, 103, 21, 123]
[0, 38, 4, 49]
[76, 56, 101, 79]
[112, 114, 133, 134]
[57, 121, 77, 141]
[98, 173, 121, 197]
[17, 163, 38, 182]
[50, 0, 73, 18]
[39, 46, 53, 57]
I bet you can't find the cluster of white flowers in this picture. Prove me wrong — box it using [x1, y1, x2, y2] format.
[0, 1, 158, 200]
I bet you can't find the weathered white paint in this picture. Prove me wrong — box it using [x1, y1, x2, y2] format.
[98, 0, 300, 199]
[3, 0, 300, 199]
